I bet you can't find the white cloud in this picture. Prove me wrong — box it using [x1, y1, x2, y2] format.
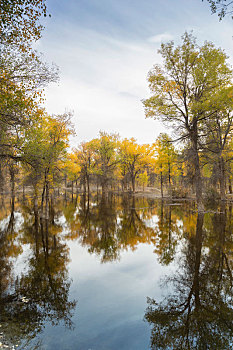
[42, 28, 165, 145]
[147, 33, 174, 43]
[39, 0, 233, 147]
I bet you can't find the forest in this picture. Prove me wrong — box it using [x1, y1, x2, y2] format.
[1, 1, 233, 217]
[1, 1, 233, 350]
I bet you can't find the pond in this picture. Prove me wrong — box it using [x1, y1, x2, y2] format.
[0, 193, 233, 349]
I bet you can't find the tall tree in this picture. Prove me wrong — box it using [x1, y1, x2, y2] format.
[143, 32, 233, 211]
[201, 106, 233, 200]
[0, 48, 58, 161]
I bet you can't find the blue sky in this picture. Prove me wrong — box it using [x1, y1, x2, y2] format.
[38, 0, 233, 145]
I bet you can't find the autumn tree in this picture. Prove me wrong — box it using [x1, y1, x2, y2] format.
[138, 171, 149, 191]
[153, 133, 178, 197]
[74, 139, 98, 194]
[22, 112, 74, 214]
[200, 105, 233, 200]
[143, 32, 233, 211]
[0, 0, 57, 188]
[119, 138, 154, 193]
[93, 132, 119, 195]
[63, 152, 81, 198]
[0, 0, 48, 49]
[0, 48, 58, 161]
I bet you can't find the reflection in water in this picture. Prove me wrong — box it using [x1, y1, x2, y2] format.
[0, 194, 233, 349]
[145, 204, 233, 350]
[64, 194, 160, 263]
[0, 196, 76, 350]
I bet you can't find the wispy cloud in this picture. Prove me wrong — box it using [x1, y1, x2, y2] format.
[42, 27, 165, 145]
[147, 33, 174, 43]
[41, 0, 233, 145]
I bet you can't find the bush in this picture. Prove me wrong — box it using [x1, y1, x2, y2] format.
[171, 186, 189, 199]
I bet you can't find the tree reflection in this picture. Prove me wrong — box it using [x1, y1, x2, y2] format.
[153, 202, 181, 265]
[77, 193, 120, 262]
[0, 196, 76, 350]
[66, 194, 158, 263]
[145, 206, 233, 350]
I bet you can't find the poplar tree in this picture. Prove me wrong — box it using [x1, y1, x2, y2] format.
[143, 32, 233, 211]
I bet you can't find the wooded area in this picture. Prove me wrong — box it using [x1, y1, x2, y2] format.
[1, 1, 233, 214]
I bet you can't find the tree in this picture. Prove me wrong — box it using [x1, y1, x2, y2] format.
[119, 138, 154, 193]
[201, 105, 233, 200]
[21, 112, 74, 214]
[153, 133, 178, 197]
[74, 139, 98, 194]
[0, 0, 48, 49]
[63, 152, 81, 198]
[0, 46, 58, 163]
[203, 0, 233, 20]
[0, 0, 57, 170]
[143, 32, 233, 211]
[93, 132, 119, 195]
[138, 171, 149, 191]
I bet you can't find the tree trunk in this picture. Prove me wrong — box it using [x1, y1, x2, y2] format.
[23, 184, 25, 199]
[229, 177, 232, 194]
[168, 162, 171, 197]
[87, 174, 90, 196]
[64, 174, 67, 188]
[71, 180, 74, 201]
[132, 176, 135, 193]
[101, 178, 107, 196]
[0, 162, 4, 194]
[160, 170, 163, 198]
[41, 175, 46, 212]
[10, 167, 15, 200]
[219, 156, 226, 200]
[190, 128, 204, 212]
[45, 180, 49, 220]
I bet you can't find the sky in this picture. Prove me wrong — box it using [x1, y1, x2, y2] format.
[37, 0, 233, 145]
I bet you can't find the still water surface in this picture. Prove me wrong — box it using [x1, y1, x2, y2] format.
[0, 194, 233, 349]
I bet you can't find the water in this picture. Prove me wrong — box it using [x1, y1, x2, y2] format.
[0, 194, 232, 349]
